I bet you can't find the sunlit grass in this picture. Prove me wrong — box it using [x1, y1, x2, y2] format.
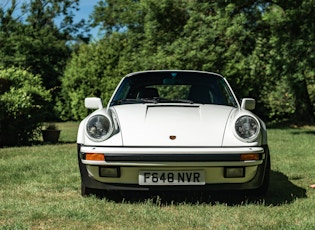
[0, 124, 315, 229]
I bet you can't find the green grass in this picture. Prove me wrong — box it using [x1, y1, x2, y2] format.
[1, 124, 315, 229]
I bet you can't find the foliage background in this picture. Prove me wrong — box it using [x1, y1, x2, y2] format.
[1, 0, 315, 145]
[57, 0, 315, 122]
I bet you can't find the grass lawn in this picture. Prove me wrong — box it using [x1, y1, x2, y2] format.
[0, 123, 315, 229]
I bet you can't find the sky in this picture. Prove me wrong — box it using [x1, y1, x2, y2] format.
[75, 0, 101, 39]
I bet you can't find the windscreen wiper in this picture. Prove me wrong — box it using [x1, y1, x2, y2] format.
[111, 98, 158, 105]
[111, 98, 194, 106]
[154, 98, 194, 104]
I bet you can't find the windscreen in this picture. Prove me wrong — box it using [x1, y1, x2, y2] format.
[110, 71, 238, 107]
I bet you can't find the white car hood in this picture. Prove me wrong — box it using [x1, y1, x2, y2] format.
[112, 104, 234, 147]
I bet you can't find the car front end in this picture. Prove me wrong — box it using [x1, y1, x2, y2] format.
[77, 70, 270, 196]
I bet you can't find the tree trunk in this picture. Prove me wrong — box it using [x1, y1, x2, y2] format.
[292, 78, 315, 124]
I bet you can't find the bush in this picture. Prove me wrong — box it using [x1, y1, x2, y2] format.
[259, 77, 296, 123]
[0, 67, 51, 146]
[56, 37, 124, 121]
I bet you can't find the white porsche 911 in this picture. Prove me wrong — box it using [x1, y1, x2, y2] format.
[77, 70, 270, 196]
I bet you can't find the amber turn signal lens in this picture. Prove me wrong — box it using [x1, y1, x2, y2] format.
[85, 153, 105, 161]
[240, 153, 259, 161]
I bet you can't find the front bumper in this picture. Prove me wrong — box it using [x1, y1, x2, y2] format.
[78, 144, 269, 191]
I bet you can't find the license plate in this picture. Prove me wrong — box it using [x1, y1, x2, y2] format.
[139, 170, 205, 185]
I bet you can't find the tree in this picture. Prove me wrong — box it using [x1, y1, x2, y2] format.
[254, 1, 315, 123]
[0, 0, 89, 89]
[56, 33, 126, 120]
[60, 0, 314, 123]
[0, 0, 90, 120]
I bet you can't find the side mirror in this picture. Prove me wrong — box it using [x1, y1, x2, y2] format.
[241, 98, 255, 110]
[85, 97, 103, 110]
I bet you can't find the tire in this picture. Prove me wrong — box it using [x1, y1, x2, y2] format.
[81, 182, 96, 196]
[251, 153, 271, 196]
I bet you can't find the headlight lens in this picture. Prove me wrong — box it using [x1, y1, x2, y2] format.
[235, 115, 260, 141]
[86, 115, 113, 141]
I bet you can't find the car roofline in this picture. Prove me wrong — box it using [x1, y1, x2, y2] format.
[124, 70, 224, 78]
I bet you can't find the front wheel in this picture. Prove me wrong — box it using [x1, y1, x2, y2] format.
[250, 153, 271, 196]
[81, 182, 97, 196]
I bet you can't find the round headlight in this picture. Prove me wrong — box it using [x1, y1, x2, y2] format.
[235, 115, 260, 141]
[86, 115, 113, 141]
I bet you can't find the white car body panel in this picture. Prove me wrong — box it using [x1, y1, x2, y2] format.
[112, 103, 233, 146]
